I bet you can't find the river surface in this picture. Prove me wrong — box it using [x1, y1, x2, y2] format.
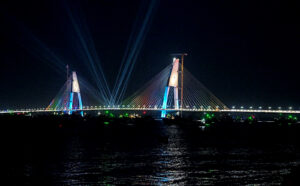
[17, 121, 300, 185]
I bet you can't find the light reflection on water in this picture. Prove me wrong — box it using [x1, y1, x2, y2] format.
[152, 125, 189, 185]
[23, 123, 300, 185]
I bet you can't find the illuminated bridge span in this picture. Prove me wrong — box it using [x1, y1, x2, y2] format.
[1, 107, 300, 114]
[1, 57, 299, 116]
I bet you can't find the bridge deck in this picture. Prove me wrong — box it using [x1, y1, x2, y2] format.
[1, 108, 300, 114]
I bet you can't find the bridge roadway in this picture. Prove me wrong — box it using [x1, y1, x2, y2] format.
[1, 107, 300, 114]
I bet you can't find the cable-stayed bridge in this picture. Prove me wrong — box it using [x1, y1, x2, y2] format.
[1, 57, 299, 116]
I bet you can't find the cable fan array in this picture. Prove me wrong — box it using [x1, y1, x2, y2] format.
[122, 64, 172, 108]
[46, 75, 104, 110]
[182, 69, 227, 110]
[122, 64, 227, 110]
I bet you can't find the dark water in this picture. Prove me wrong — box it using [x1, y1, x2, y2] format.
[12, 120, 298, 185]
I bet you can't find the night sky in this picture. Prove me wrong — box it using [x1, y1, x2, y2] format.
[0, 0, 299, 109]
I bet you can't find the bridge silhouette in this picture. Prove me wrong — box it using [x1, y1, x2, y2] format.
[1, 57, 299, 116]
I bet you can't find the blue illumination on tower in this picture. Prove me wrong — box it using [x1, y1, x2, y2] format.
[77, 92, 83, 116]
[161, 86, 169, 118]
[69, 92, 73, 114]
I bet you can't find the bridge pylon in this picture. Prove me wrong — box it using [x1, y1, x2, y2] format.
[161, 58, 180, 118]
[46, 70, 83, 116]
[68, 71, 83, 116]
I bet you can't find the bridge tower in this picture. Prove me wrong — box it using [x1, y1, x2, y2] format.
[161, 58, 180, 118]
[68, 71, 83, 116]
[46, 70, 84, 116]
